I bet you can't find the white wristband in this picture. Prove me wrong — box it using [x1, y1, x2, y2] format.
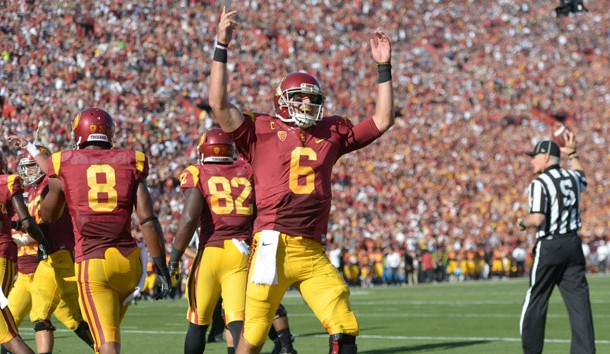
[26, 142, 41, 157]
[14, 236, 30, 247]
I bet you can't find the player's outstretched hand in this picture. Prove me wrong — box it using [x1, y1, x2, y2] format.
[560, 130, 577, 155]
[7, 135, 28, 150]
[217, 6, 238, 46]
[370, 28, 392, 64]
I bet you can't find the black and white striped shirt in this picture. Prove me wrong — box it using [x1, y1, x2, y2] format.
[528, 165, 586, 238]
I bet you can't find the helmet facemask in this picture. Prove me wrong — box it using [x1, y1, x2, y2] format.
[277, 86, 325, 128]
[18, 158, 44, 186]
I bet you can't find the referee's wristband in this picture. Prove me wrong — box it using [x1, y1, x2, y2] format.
[518, 218, 526, 231]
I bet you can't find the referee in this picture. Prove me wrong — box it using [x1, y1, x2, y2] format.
[518, 131, 595, 354]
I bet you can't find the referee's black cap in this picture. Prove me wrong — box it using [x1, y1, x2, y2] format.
[526, 140, 560, 157]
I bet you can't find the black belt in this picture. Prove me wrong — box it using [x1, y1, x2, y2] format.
[539, 231, 577, 240]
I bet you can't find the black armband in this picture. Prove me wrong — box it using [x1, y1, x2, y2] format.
[213, 45, 228, 63]
[19, 216, 34, 223]
[377, 62, 392, 84]
[169, 247, 184, 264]
[140, 216, 158, 226]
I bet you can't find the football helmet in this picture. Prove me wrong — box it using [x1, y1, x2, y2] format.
[274, 72, 325, 128]
[18, 145, 51, 186]
[72, 108, 115, 149]
[197, 129, 235, 164]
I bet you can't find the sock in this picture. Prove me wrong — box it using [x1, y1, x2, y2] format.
[184, 323, 208, 354]
[226, 321, 243, 349]
[277, 329, 294, 350]
[268, 325, 278, 341]
[74, 321, 95, 348]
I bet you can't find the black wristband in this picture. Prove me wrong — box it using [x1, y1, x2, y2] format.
[19, 216, 34, 223]
[213, 47, 228, 63]
[377, 63, 392, 84]
[169, 247, 183, 264]
[568, 151, 577, 156]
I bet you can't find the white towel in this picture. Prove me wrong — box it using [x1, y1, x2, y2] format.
[250, 230, 279, 285]
[0, 286, 8, 309]
[122, 242, 149, 305]
[232, 238, 251, 255]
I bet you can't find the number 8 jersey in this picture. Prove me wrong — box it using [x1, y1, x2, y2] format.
[47, 149, 145, 262]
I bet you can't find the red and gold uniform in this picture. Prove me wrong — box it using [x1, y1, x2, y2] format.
[230, 113, 382, 345]
[371, 247, 385, 282]
[47, 149, 146, 350]
[8, 225, 81, 332]
[26, 175, 84, 330]
[357, 249, 372, 287]
[0, 174, 22, 343]
[179, 159, 254, 326]
[7, 214, 38, 327]
[342, 250, 359, 286]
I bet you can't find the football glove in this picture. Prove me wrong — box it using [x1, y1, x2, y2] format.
[168, 261, 180, 289]
[152, 256, 171, 300]
[37, 238, 51, 261]
[168, 247, 183, 289]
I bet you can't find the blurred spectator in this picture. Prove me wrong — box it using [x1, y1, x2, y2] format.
[1, 0, 608, 286]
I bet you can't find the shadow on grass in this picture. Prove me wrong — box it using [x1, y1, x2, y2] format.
[360, 340, 490, 353]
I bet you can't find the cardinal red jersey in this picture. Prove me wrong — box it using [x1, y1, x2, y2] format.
[12, 214, 38, 275]
[47, 150, 146, 262]
[229, 113, 381, 243]
[0, 174, 22, 261]
[28, 176, 75, 254]
[179, 159, 254, 248]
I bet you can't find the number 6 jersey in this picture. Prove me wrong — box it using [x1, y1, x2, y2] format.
[47, 149, 145, 262]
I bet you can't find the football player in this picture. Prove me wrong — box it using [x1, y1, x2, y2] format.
[39, 108, 172, 354]
[6, 213, 93, 354]
[209, 7, 394, 354]
[169, 129, 254, 354]
[0, 151, 49, 354]
[7, 141, 95, 353]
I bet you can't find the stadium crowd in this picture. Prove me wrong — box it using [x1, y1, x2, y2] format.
[1, 0, 609, 288]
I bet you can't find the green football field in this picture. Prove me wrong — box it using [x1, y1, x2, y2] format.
[18, 274, 610, 353]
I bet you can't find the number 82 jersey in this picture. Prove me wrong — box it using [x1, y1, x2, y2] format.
[47, 149, 145, 262]
[179, 159, 254, 248]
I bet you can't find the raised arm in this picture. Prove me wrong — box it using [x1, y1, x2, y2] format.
[560, 130, 584, 176]
[370, 29, 395, 133]
[208, 7, 245, 133]
[8, 135, 49, 174]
